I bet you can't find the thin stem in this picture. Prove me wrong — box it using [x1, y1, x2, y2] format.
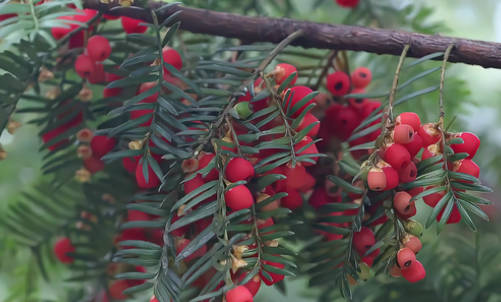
[225, 116, 243, 157]
[439, 44, 455, 121]
[28, 0, 39, 31]
[312, 50, 338, 91]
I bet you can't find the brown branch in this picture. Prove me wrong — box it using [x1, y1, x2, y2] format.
[84, 1, 501, 69]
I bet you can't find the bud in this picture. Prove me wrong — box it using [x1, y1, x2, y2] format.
[75, 168, 91, 183]
[403, 219, 423, 237]
[76, 128, 94, 143]
[78, 86, 93, 102]
[128, 140, 143, 150]
[38, 67, 54, 82]
[181, 158, 199, 173]
[45, 87, 60, 100]
[77, 145, 92, 159]
[231, 101, 252, 119]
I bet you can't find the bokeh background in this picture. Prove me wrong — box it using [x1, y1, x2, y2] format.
[2, 0, 501, 301]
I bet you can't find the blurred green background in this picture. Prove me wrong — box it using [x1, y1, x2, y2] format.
[2, 0, 501, 301]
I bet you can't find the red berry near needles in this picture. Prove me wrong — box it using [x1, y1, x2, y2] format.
[54, 237, 75, 264]
[393, 191, 416, 218]
[74, 54, 95, 79]
[225, 157, 255, 182]
[351, 67, 372, 89]
[121, 16, 147, 34]
[393, 124, 415, 144]
[225, 185, 254, 211]
[90, 135, 116, 159]
[225, 285, 254, 302]
[162, 47, 183, 74]
[397, 247, 416, 268]
[353, 227, 376, 255]
[273, 63, 298, 86]
[335, 0, 360, 8]
[87, 35, 111, 62]
[418, 123, 441, 146]
[326, 71, 350, 96]
[449, 132, 480, 159]
[283, 86, 315, 118]
[135, 160, 161, 189]
[396, 112, 421, 131]
[382, 143, 411, 170]
[401, 260, 426, 283]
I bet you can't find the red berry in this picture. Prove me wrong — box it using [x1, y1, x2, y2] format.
[295, 136, 319, 166]
[396, 112, 421, 131]
[90, 135, 116, 158]
[149, 296, 159, 302]
[225, 185, 254, 210]
[283, 86, 315, 118]
[383, 166, 399, 190]
[437, 203, 462, 224]
[198, 153, 219, 181]
[326, 71, 350, 96]
[452, 159, 480, 179]
[282, 189, 303, 210]
[104, 14, 120, 20]
[225, 285, 254, 302]
[295, 112, 320, 137]
[135, 160, 161, 189]
[109, 280, 129, 300]
[418, 123, 441, 147]
[273, 63, 298, 86]
[240, 274, 261, 296]
[353, 227, 375, 255]
[393, 124, 415, 144]
[402, 234, 422, 254]
[74, 54, 95, 79]
[225, 157, 255, 182]
[335, 0, 360, 8]
[422, 186, 445, 207]
[122, 156, 139, 174]
[84, 156, 105, 173]
[398, 161, 417, 183]
[259, 260, 285, 285]
[393, 191, 416, 218]
[87, 35, 111, 62]
[184, 173, 205, 194]
[121, 16, 147, 34]
[403, 133, 424, 158]
[397, 247, 416, 268]
[42, 126, 69, 151]
[382, 143, 411, 170]
[347, 88, 368, 111]
[351, 67, 372, 89]
[162, 47, 183, 74]
[330, 106, 361, 141]
[285, 165, 316, 192]
[450, 132, 480, 159]
[401, 260, 426, 283]
[367, 167, 386, 191]
[54, 237, 75, 264]
[88, 62, 106, 84]
[361, 100, 382, 119]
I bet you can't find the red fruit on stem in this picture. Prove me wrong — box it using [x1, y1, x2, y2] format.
[437, 203, 462, 224]
[452, 159, 480, 179]
[326, 71, 350, 96]
[397, 247, 416, 268]
[393, 191, 416, 218]
[109, 280, 129, 300]
[87, 35, 111, 62]
[403, 133, 424, 158]
[42, 126, 69, 151]
[74, 54, 95, 79]
[401, 260, 426, 283]
[336, 0, 360, 8]
[295, 112, 320, 137]
[422, 186, 445, 207]
[90, 135, 116, 158]
[121, 16, 147, 34]
[418, 123, 441, 147]
[184, 173, 205, 195]
[162, 47, 183, 74]
[383, 166, 399, 190]
[84, 156, 105, 173]
[367, 168, 386, 191]
[361, 100, 382, 119]
[225, 185, 254, 211]
[104, 14, 120, 20]
[402, 234, 422, 254]
[225, 157, 255, 182]
[351, 67, 372, 89]
[396, 112, 421, 131]
[283, 86, 315, 118]
[240, 274, 261, 296]
[398, 161, 417, 183]
[382, 143, 411, 170]
[135, 160, 161, 189]
[273, 63, 298, 86]
[149, 296, 159, 302]
[295, 136, 319, 166]
[122, 156, 139, 174]
[449, 132, 480, 159]
[226, 285, 254, 302]
[198, 153, 219, 181]
[353, 227, 376, 255]
[282, 189, 303, 210]
[393, 124, 415, 144]
[54, 237, 75, 264]
[285, 165, 316, 192]
[347, 88, 368, 111]
[260, 260, 285, 285]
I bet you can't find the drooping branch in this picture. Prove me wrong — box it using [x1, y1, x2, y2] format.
[82, 0, 501, 69]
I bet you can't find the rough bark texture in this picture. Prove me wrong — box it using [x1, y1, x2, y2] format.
[84, 0, 501, 69]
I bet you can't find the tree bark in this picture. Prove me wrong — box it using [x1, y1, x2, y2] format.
[84, 0, 501, 69]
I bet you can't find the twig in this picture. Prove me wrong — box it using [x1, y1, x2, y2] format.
[312, 50, 338, 91]
[439, 44, 455, 122]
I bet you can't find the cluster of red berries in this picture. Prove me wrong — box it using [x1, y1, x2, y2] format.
[75, 130, 116, 175]
[317, 67, 381, 159]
